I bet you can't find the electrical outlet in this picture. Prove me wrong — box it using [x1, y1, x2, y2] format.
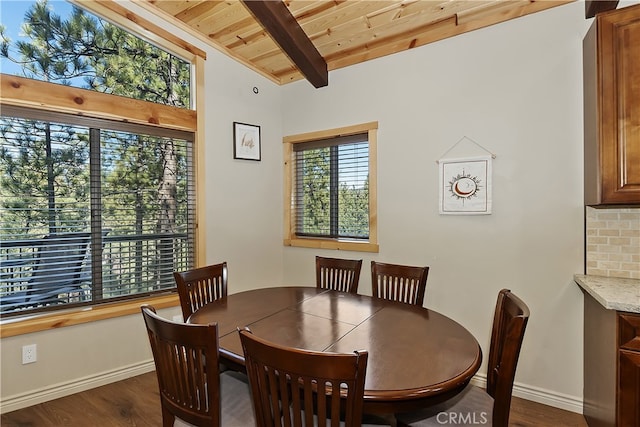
[22, 344, 37, 364]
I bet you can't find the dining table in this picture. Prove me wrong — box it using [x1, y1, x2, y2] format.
[187, 286, 482, 415]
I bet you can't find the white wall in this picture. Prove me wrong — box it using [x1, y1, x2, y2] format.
[199, 35, 285, 291]
[281, 1, 589, 412]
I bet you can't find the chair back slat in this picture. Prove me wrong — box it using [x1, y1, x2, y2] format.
[141, 304, 222, 427]
[370, 261, 429, 306]
[487, 289, 530, 427]
[239, 328, 368, 427]
[174, 262, 228, 320]
[315, 256, 363, 294]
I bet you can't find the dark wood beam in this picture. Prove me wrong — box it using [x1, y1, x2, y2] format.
[585, 0, 618, 18]
[240, 0, 328, 88]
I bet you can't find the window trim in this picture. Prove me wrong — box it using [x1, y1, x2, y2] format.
[0, 293, 179, 338]
[283, 122, 379, 253]
[0, 0, 205, 332]
[0, 75, 196, 132]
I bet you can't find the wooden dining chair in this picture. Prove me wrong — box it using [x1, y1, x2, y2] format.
[174, 262, 228, 321]
[370, 261, 429, 306]
[238, 327, 370, 427]
[315, 256, 363, 294]
[396, 289, 530, 427]
[141, 305, 254, 427]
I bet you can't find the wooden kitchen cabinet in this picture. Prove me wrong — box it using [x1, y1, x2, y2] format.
[584, 4, 640, 205]
[583, 293, 640, 427]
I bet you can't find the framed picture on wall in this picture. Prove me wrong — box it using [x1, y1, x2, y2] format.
[233, 122, 261, 161]
[439, 155, 492, 215]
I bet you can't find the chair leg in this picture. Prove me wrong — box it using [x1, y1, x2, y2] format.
[161, 404, 175, 427]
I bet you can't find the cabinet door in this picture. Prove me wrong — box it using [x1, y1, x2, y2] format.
[597, 5, 640, 204]
[618, 350, 640, 426]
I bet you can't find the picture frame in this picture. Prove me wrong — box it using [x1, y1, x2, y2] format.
[438, 155, 492, 215]
[233, 122, 261, 161]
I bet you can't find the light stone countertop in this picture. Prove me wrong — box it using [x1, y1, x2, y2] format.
[574, 274, 640, 314]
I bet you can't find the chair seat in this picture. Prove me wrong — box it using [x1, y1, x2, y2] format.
[220, 371, 255, 426]
[395, 385, 493, 426]
[174, 370, 255, 427]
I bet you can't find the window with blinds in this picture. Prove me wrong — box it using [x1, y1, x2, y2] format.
[0, 107, 195, 316]
[284, 121, 378, 253]
[293, 135, 370, 239]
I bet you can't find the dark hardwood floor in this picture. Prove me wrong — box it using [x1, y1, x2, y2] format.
[1, 372, 587, 426]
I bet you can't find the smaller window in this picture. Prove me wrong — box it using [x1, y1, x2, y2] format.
[283, 122, 378, 253]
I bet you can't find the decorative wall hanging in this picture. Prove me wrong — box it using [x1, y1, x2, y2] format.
[233, 122, 261, 161]
[437, 137, 494, 215]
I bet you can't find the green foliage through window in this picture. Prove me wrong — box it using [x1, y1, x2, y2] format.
[294, 136, 369, 239]
[0, 0, 191, 108]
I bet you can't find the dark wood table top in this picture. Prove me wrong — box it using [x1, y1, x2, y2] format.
[187, 286, 482, 414]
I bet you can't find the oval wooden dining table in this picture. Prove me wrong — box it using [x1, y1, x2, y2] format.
[187, 286, 482, 415]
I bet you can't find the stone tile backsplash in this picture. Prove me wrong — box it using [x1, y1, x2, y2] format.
[586, 207, 640, 279]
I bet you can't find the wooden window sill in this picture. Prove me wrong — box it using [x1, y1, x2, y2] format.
[0, 294, 179, 338]
[284, 237, 379, 253]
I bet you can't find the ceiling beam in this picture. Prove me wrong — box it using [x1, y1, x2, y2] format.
[240, 0, 328, 88]
[585, 0, 618, 18]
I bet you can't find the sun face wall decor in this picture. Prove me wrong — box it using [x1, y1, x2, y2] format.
[439, 155, 492, 215]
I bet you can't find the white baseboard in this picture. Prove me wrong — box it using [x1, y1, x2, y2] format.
[1, 365, 584, 416]
[0, 360, 155, 414]
[470, 374, 584, 415]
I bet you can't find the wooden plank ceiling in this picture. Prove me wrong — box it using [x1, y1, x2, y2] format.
[144, 0, 575, 88]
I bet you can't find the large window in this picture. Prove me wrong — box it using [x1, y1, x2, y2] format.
[0, 1, 202, 319]
[0, 107, 195, 316]
[284, 122, 378, 253]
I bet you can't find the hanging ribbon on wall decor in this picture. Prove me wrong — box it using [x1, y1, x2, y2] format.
[437, 136, 495, 215]
[435, 136, 497, 164]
